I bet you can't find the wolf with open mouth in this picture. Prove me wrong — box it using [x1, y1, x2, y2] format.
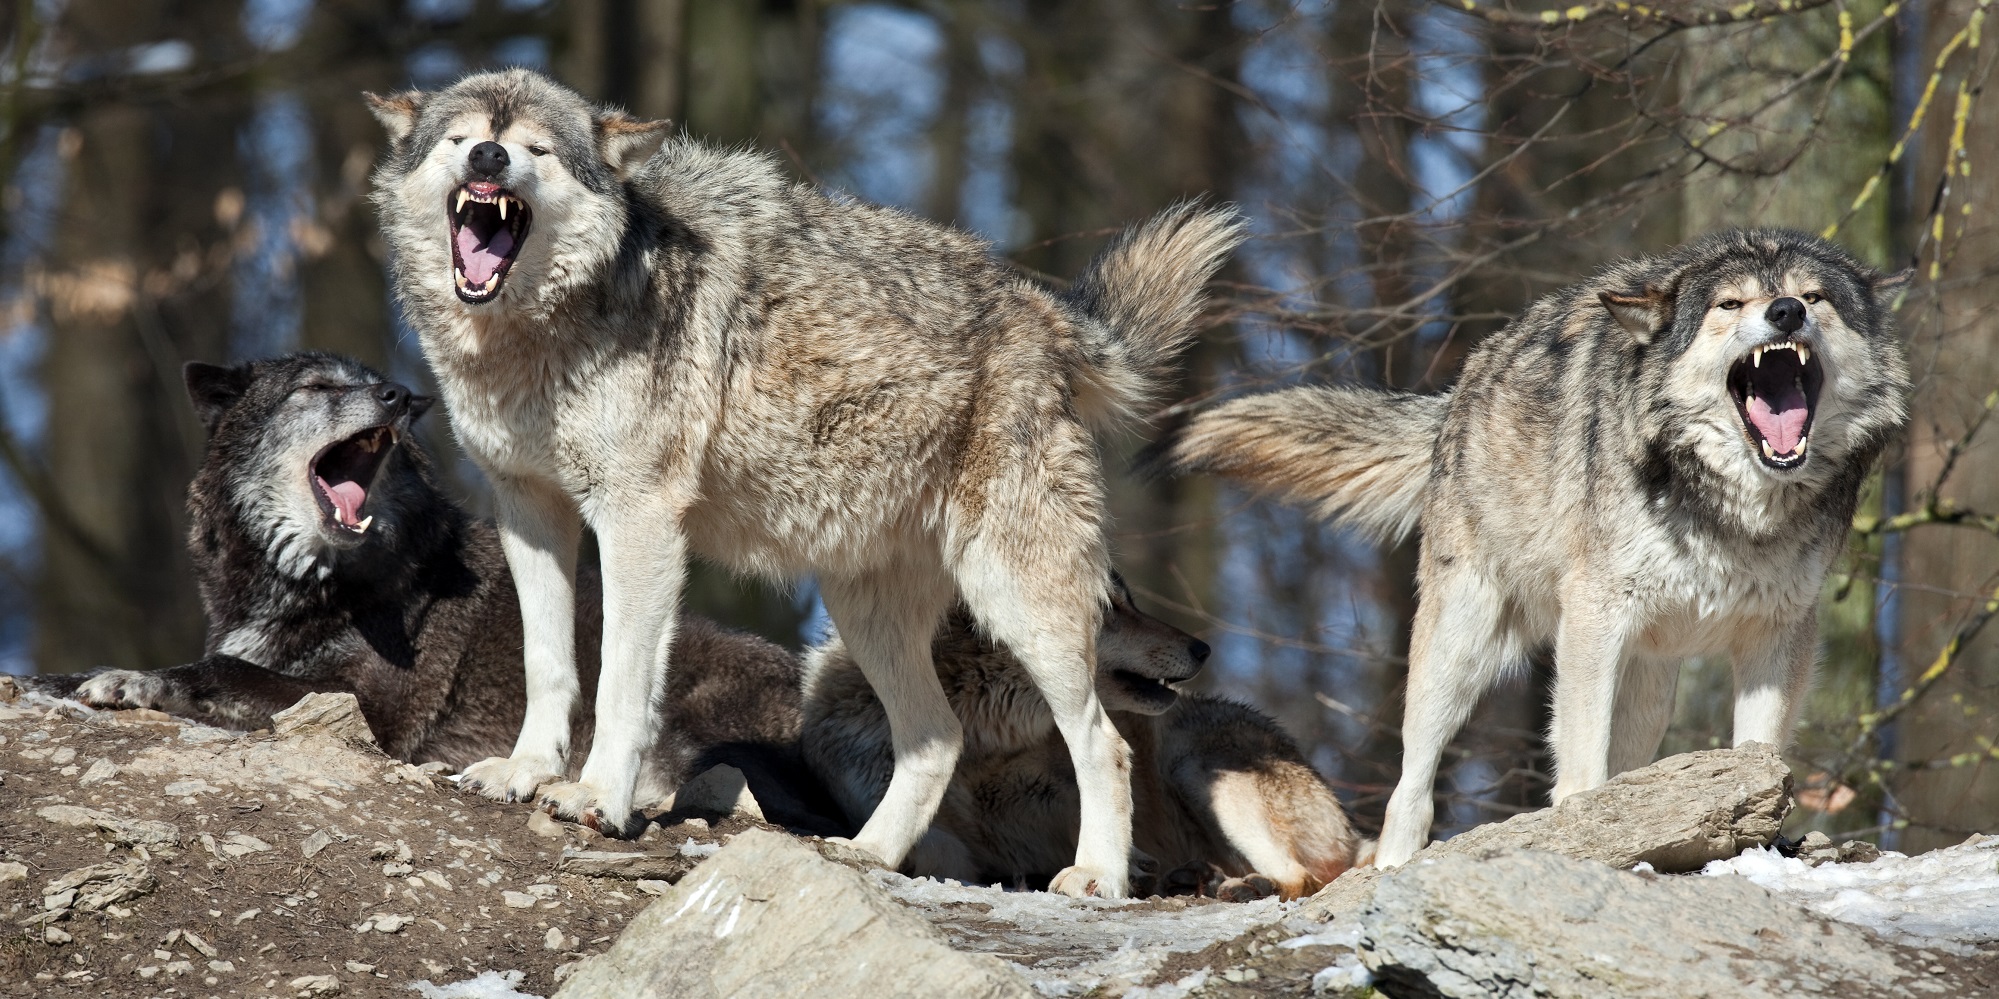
[366, 69, 1244, 897]
[1162, 229, 1910, 868]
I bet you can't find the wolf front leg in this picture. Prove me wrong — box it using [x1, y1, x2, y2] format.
[1732, 611, 1818, 749]
[461, 474, 581, 805]
[1547, 586, 1637, 803]
[535, 493, 688, 837]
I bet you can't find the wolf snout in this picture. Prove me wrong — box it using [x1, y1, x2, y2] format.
[467, 140, 509, 179]
[1766, 296, 1806, 334]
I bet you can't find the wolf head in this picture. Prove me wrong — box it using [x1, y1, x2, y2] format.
[1596, 229, 1910, 493]
[184, 352, 437, 579]
[1094, 573, 1210, 715]
[367, 69, 669, 317]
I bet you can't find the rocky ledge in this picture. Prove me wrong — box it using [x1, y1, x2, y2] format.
[0, 681, 1992, 998]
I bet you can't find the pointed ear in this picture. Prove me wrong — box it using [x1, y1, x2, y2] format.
[1599, 287, 1670, 343]
[183, 361, 252, 434]
[366, 91, 424, 145]
[1872, 267, 1915, 298]
[595, 111, 670, 177]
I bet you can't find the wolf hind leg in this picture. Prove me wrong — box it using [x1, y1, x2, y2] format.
[462, 475, 581, 805]
[1377, 569, 1518, 868]
[955, 548, 1131, 898]
[817, 563, 959, 870]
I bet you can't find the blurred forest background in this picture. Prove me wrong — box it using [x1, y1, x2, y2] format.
[0, 0, 1995, 853]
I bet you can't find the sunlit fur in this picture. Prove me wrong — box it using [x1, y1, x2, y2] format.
[1167, 230, 1909, 868]
[369, 69, 1244, 896]
[802, 581, 1357, 900]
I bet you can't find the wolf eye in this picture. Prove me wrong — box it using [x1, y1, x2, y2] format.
[527, 144, 550, 157]
[1802, 292, 1824, 304]
[1717, 300, 1743, 311]
[449, 135, 465, 145]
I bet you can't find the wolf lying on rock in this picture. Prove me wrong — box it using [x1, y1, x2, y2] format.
[29, 353, 840, 834]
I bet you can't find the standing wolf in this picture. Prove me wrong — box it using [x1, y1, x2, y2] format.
[1164, 230, 1909, 867]
[368, 68, 1243, 895]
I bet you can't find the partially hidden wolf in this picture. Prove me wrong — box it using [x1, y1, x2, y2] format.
[1165, 230, 1909, 867]
[29, 353, 839, 832]
[369, 68, 1244, 895]
[802, 576, 1358, 900]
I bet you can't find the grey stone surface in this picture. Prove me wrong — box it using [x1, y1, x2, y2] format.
[35, 804, 180, 847]
[1298, 744, 1793, 925]
[1353, 849, 1960, 999]
[553, 828, 1034, 999]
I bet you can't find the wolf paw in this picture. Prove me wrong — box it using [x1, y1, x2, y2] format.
[74, 670, 170, 710]
[1048, 865, 1128, 899]
[1214, 874, 1280, 903]
[535, 780, 644, 839]
[459, 755, 560, 804]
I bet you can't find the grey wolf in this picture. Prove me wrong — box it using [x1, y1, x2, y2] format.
[367, 68, 1243, 895]
[1163, 230, 1909, 867]
[802, 575, 1358, 899]
[27, 353, 842, 834]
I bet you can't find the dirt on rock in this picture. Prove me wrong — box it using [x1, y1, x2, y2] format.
[0, 682, 761, 998]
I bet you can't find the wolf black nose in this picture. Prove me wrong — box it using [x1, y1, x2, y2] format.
[1767, 297, 1806, 334]
[375, 383, 410, 410]
[467, 141, 509, 179]
[1189, 639, 1211, 664]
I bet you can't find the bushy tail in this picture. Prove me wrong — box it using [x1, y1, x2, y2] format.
[1065, 201, 1247, 428]
[1161, 386, 1449, 543]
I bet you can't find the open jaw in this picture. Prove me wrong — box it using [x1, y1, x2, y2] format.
[1728, 340, 1824, 470]
[1109, 669, 1182, 713]
[448, 181, 532, 303]
[311, 426, 394, 536]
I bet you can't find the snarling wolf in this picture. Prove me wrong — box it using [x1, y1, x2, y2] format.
[802, 576, 1357, 900]
[1164, 230, 1909, 867]
[367, 68, 1244, 895]
[28, 353, 837, 830]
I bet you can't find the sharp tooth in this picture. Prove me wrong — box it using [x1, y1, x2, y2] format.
[1761, 440, 1775, 460]
[355, 516, 373, 534]
[1797, 343, 1811, 364]
[456, 190, 469, 214]
[1753, 346, 1763, 368]
[498, 197, 508, 221]
[1796, 434, 1809, 454]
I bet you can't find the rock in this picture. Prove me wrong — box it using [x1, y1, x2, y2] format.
[526, 810, 567, 840]
[665, 763, 766, 821]
[501, 890, 537, 909]
[289, 973, 341, 995]
[44, 859, 155, 912]
[0, 861, 27, 883]
[1353, 849, 1951, 999]
[301, 828, 334, 859]
[271, 692, 376, 746]
[1298, 744, 1791, 923]
[559, 847, 699, 882]
[78, 757, 117, 785]
[553, 828, 1032, 999]
[36, 804, 180, 847]
[0, 675, 19, 702]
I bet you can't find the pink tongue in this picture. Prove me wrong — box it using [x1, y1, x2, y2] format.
[455, 225, 515, 286]
[317, 476, 365, 526]
[1746, 385, 1809, 454]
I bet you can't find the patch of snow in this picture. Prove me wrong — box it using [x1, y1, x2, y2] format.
[1703, 834, 1999, 951]
[406, 969, 544, 999]
[678, 837, 721, 858]
[1279, 924, 1360, 950]
[1125, 967, 1209, 999]
[1310, 957, 1372, 992]
[876, 871, 1291, 995]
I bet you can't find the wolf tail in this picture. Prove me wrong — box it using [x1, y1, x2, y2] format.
[1065, 201, 1247, 428]
[1160, 386, 1449, 543]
